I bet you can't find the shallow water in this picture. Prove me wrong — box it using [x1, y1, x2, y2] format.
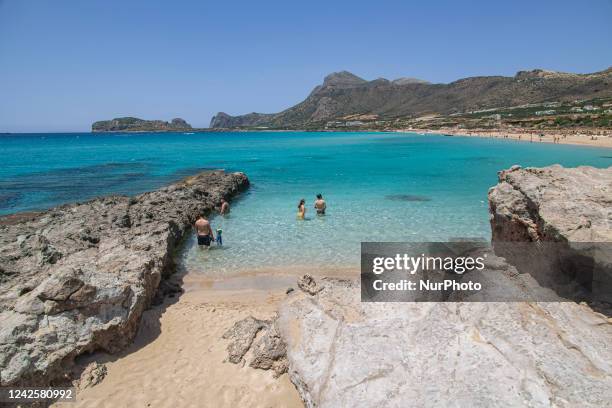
[1, 131, 610, 275]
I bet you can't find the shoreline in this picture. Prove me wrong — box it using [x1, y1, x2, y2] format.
[398, 127, 612, 148]
[5, 128, 612, 150]
[53, 267, 358, 408]
[6, 165, 611, 407]
[54, 270, 308, 408]
[0, 171, 250, 387]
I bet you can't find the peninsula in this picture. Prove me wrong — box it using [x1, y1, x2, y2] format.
[92, 117, 192, 132]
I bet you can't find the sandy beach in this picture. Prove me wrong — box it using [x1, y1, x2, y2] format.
[400, 128, 612, 148]
[52, 268, 355, 408]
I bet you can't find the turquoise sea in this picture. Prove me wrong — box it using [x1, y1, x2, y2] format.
[1, 131, 611, 275]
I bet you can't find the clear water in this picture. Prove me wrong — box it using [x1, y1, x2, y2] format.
[1, 132, 611, 275]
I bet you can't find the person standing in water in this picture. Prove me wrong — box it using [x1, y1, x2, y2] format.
[220, 198, 230, 215]
[195, 215, 215, 248]
[297, 199, 306, 219]
[314, 194, 326, 215]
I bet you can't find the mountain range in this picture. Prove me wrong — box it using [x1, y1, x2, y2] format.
[209, 68, 612, 129]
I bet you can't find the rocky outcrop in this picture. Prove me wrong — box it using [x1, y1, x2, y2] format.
[223, 316, 288, 377]
[489, 165, 612, 304]
[278, 273, 612, 408]
[267, 165, 612, 407]
[0, 171, 249, 386]
[92, 117, 192, 132]
[489, 165, 612, 242]
[209, 112, 274, 129]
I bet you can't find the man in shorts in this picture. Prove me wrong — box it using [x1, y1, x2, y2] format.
[195, 215, 215, 248]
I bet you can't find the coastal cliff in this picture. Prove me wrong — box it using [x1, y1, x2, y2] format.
[0, 171, 249, 386]
[92, 117, 192, 132]
[227, 165, 612, 407]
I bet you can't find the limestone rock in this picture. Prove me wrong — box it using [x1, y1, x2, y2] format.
[489, 165, 612, 242]
[222, 316, 269, 364]
[77, 362, 107, 390]
[0, 171, 249, 386]
[223, 316, 289, 378]
[297, 274, 322, 295]
[489, 165, 612, 304]
[277, 275, 612, 408]
[249, 321, 288, 378]
[276, 166, 612, 407]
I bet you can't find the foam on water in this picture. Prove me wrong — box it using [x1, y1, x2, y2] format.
[1, 131, 610, 275]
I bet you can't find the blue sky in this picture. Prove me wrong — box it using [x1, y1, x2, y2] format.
[1, 0, 611, 132]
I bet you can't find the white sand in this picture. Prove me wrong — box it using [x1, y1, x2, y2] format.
[53, 273, 318, 408]
[400, 128, 612, 148]
[53, 267, 358, 407]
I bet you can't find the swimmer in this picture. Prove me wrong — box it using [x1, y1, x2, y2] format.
[314, 194, 326, 215]
[297, 198, 306, 219]
[220, 198, 230, 215]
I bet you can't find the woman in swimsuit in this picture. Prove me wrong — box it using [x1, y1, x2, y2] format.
[297, 199, 306, 219]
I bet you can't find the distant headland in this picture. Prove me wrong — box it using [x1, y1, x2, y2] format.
[92, 117, 192, 132]
[209, 68, 612, 131]
[89, 67, 612, 148]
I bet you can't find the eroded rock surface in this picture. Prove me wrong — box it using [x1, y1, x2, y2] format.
[275, 165, 612, 407]
[0, 171, 248, 386]
[489, 164, 612, 242]
[489, 165, 612, 304]
[223, 316, 288, 377]
[278, 275, 612, 408]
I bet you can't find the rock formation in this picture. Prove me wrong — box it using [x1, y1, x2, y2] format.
[489, 165, 612, 242]
[0, 171, 249, 386]
[489, 165, 612, 304]
[92, 117, 192, 132]
[223, 316, 288, 377]
[232, 165, 612, 407]
[277, 274, 612, 408]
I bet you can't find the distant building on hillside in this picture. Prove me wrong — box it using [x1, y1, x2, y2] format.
[535, 110, 556, 116]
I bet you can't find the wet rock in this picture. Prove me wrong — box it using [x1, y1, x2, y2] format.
[0, 171, 249, 386]
[297, 274, 322, 295]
